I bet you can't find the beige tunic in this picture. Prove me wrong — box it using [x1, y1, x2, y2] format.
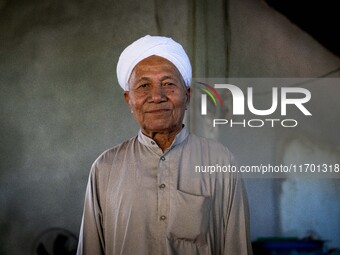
[77, 127, 252, 255]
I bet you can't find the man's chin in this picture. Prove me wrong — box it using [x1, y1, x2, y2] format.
[142, 124, 182, 134]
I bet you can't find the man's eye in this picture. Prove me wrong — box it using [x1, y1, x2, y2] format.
[163, 82, 175, 86]
[139, 84, 149, 88]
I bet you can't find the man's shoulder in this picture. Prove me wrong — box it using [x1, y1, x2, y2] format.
[92, 136, 138, 167]
[187, 133, 235, 162]
[188, 133, 231, 151]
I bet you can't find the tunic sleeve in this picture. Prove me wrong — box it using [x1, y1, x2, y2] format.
[223, 173, 253, 255]
[77, 164, 105, 255]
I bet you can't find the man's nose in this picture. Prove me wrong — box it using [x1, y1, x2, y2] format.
[150, 85, 166, 102]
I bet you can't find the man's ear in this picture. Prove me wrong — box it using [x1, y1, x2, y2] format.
[124, 92, 134, 113]
[185, 88, 191, 109]
[124, 91, 130, 105]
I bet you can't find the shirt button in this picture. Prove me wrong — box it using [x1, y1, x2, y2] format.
[151, 141, 155, 145]
[160, 215, 166, 221]
[159, 184, 166, 189]
[160, 156, 165, 161]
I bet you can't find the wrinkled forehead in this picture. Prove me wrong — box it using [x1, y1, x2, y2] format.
[128, 55, 186, 87]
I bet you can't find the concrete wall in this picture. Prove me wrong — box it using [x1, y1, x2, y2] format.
[1, 0, 339, 254]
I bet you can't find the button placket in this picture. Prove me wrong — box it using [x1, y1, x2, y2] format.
[157, 153, 169, 228]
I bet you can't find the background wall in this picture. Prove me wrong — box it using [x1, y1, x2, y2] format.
[0, 0, 339, 254]
[224, 0, 340, 246]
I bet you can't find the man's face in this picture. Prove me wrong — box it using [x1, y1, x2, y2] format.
[124, 55, 190, 135]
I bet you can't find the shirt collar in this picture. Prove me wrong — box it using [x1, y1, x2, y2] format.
[138, 126, 189, 151]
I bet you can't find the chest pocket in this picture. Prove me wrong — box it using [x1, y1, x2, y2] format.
[167, 189, 211, 249]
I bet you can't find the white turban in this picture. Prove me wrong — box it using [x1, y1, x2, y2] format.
[116, 35, 192, 91]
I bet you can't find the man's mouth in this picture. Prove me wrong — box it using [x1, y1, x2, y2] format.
[146, 109, 171, 114]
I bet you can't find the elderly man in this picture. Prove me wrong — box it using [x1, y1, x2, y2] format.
[77, 35, 252, 255]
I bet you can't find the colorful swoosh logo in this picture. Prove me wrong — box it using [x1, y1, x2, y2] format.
[196, 82, 223, 106]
